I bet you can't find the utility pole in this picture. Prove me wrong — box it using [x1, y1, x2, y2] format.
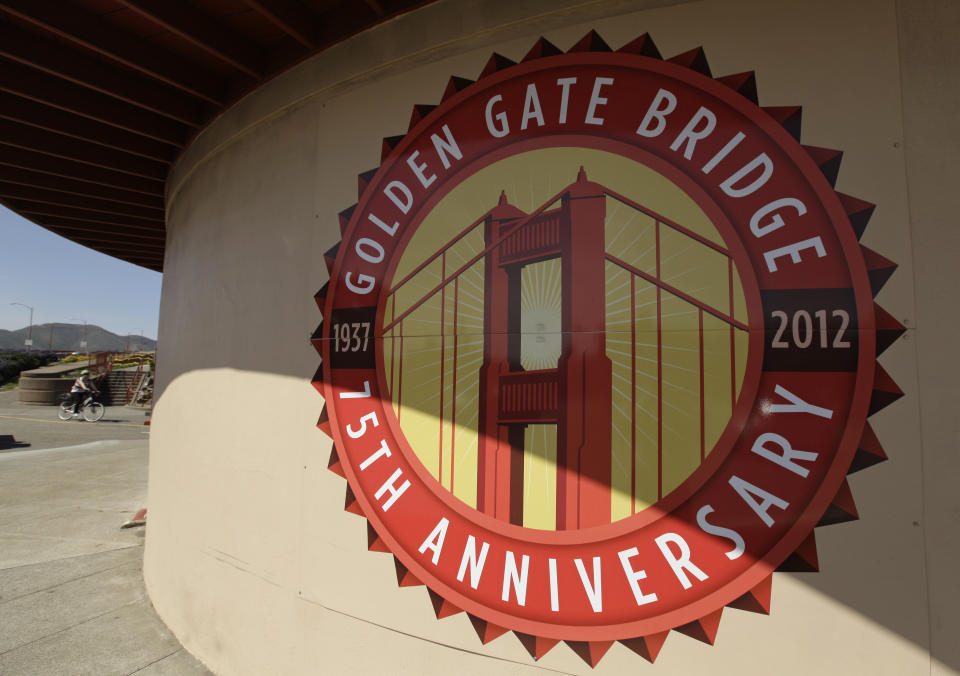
[10, 302, 33, 352]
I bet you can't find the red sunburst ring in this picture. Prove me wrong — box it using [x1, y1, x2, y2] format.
[313, 35, 897, 660]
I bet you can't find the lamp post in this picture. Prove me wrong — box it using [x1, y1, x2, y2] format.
[10, 302, 33, 352]
[71, 318, 88, 356]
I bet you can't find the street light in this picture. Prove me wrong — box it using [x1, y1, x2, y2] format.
[70, 318, 88, 356]
[10, 302, 33, 352]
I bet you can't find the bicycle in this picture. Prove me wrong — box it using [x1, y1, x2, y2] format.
[57, 391, 105, 422]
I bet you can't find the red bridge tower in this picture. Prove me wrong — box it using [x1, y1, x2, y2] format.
[477, 169, 613, 529]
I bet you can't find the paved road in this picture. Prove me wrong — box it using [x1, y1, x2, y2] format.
[0, 389, 150, 452]
[0, 389, 210, 675]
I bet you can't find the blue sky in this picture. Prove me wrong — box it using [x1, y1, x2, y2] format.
[0, 206, 161, 339]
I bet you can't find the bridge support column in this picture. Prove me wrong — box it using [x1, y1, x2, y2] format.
[477, 173, 613, 530]
[556, 169, 613, 530]
[478, 194, 526, 523]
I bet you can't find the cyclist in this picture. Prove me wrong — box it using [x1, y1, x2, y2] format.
[69, 369, 98, 415]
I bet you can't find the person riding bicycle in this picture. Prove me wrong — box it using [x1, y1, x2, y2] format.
[69, 370, 98, 415]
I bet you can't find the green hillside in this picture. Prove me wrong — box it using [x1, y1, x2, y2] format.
[0, 323, 157, 352]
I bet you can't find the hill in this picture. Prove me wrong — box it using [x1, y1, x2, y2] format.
[0, 323, 157, 352]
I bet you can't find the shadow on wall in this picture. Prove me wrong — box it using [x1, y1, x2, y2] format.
[152, 172, 929, 668]
[150, 328, 932, 669]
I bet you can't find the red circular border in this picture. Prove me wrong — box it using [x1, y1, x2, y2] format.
[320, 52, 877, 640]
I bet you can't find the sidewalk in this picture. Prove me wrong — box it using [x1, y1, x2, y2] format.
[0, 390, 210, 675]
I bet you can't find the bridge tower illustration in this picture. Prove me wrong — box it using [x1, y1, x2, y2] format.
[477, 168, 613, 530]
[382, 167, 748, 532]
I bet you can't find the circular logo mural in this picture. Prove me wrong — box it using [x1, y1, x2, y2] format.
[312, 32, 902, 666]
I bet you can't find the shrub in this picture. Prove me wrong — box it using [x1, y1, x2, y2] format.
[0, 351, 58, 386]
[110, 352, 155, 370]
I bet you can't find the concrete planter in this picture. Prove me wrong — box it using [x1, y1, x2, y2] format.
[16, 374, 72, 405]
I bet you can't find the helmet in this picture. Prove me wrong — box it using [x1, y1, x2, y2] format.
[81, 369, 89, 375]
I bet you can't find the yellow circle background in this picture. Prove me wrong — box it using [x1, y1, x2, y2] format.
[383, 148, 749, 529]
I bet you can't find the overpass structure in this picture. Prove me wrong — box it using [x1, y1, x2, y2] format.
[0, 0, 436, 271]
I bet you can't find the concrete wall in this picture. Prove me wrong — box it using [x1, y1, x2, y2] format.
[144, 0, 960, 673]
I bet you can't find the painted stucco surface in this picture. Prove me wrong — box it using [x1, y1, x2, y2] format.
[144, 0, 959, 673]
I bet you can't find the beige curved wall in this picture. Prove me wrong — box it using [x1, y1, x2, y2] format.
[145, 0, 959, 674]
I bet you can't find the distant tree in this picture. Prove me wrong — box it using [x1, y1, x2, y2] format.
[0, 351, 58, 385]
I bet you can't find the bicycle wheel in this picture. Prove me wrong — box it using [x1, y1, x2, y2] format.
[57, 401, 74, 421]
[82, 402, 105, 422]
